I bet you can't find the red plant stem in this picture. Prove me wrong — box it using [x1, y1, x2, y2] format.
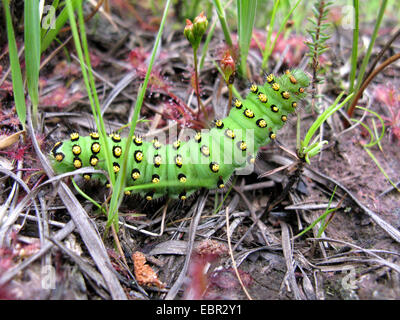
[310, 0, 326, 113]
[363, 29, 400, 82]
[60, 0, 104, 33]
[165, 89, 196, 117]
[347, 53, 400, 118]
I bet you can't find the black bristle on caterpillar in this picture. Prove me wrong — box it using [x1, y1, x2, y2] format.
[50, 70, 309, 200]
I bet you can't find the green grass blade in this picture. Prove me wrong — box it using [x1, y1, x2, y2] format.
[3, 0, 26, 127]
[65, 0, 114, 183]
[261, 0, 303, 71]
[41, 0, 81, 52]
[301, 93, 354, 152]
[237, 0, 257, 78]
[350, 0, 387, 101]
[212, 0, 233, 47]
[261, 0, 280, 70]
[72, 178, 105, 214]
[75, 1, 114, 181]
[363, 147, 400, 193]
[25, 0, 41, 128]
[353, 106, 385, 148]
[295, 207, 338, 239]
[317, 185, 338, 237]
[213, 176, 236, 215]
[107, 0, 173, 230]
[40, 0, 60, 39]
[348, 107, 398, 193]
[348, 0, 359, 93]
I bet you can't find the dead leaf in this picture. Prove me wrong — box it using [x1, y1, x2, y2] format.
[0, 157, 13, 170]
[0, 131, 25, 150]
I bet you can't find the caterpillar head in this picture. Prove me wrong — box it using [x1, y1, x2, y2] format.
[50, 133, 86, 174]
[281, 69, 310, 98]
[50, 140, 72, 173]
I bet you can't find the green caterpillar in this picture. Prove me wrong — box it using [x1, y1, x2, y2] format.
[50, 69, 309, 200]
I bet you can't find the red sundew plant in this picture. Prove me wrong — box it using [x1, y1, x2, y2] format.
[127, 48, 203, 128]
[162, 100, 206, 131]
[0, 144, 28, 162]
[37, 60, 84, 109]
[0, 108, 21, 129]
[183, 240, 227, 299]
[111, 0, 159, 32]
[40, 86, 84, 109]
[128, 47, 149, 71]
[163, 101, 192, 124]
[184, 254, 253, 299]
[215, 44, 239, 68]
[0, 247, 17, 300]
[183, 240, 253, 299]
[274, 33, 310, 67]
[250, 30, 311, 67]
[0, 237, 40, 272]
[106, 248, 130, 277]
[51, 60, 81, 78]
[0, 132, 45, 187]
[328, 6, 348, 27]
[183, 253, 214, 299]
[0, 247, 14, 273]
[0, 236, 41, 300]
[220, 49, 236, 84]
[209, 267, 252, 290]
[155, 80, 201, 128]
[89, 51, 101, 68]
[0, 79, 13, 100]
[374, 84, 400, 143]
[128, 48, 168, 76]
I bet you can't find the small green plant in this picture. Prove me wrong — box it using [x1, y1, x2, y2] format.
[305, 0, 332, 113]
[298, 92, 354, 163]
[294, 185, 340, 239]
[237, 0, 257, 78]
[350, 107, 400, 193]
[261, 0, 303, 71]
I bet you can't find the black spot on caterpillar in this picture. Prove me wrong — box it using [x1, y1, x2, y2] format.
[50, 70, 309, 200]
